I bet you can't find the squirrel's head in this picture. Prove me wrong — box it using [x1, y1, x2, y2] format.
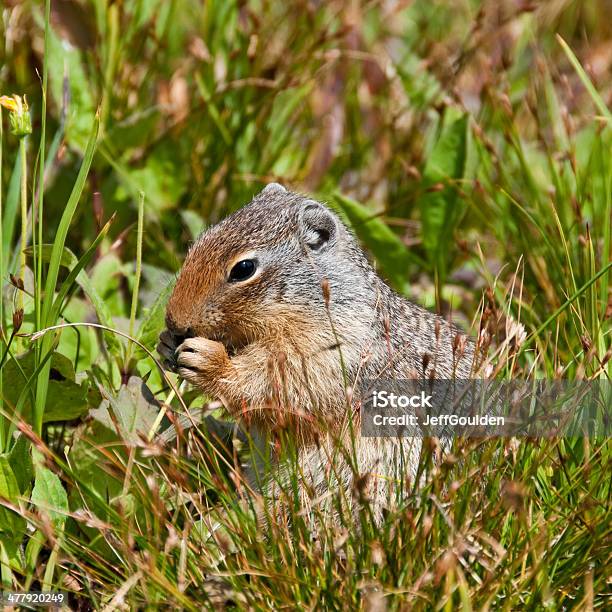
[165, 183, 373, 351]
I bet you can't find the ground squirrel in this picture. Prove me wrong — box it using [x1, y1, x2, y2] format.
[158, 183, 476, 520]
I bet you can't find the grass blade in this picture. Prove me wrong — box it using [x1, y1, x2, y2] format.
[557, 35, 611, 121]
[49, 215, 115, 322]
[126, 192, 144, 364]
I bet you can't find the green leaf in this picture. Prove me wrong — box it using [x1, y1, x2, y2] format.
[0, 455, 25, 537]
[31, 464, 69, 531]
[419, 107, 470, 287]
[90, 376, 163, 445]
[329, 192, 424, 293]
[8, 435, 33, 494]
[3, 351, 91, 423]
[0, 537, 24, 575]
[25, 243, 77, 269]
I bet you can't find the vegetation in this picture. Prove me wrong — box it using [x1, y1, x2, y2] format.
[0, 0, 610, 608]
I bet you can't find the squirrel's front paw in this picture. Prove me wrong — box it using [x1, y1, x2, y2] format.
[175, 337, 231, 389]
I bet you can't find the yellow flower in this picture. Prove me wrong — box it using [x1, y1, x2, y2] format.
[0, 95, 19, 112]
[0, 93, 31, 138]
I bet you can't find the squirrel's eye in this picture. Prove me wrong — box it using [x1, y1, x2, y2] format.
[229, 259, 256, 282]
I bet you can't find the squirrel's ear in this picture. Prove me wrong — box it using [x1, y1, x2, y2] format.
[298, 200, 337, 252]
[261, 182, 286, 195]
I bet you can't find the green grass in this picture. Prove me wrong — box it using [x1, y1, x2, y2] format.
[0, 0, 610, 608]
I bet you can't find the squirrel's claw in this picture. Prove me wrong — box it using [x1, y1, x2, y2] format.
[175, 337, 231, 389]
